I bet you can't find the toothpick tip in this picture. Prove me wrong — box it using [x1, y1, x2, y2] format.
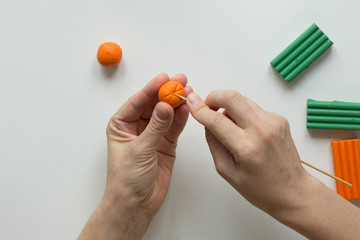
[174, 93, 187, 101]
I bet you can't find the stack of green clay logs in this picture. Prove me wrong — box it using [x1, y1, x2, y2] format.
[307, 99, 360, 130]
[271, 24, 333, 82]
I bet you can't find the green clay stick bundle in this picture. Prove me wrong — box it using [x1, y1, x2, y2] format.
[307, 99, 360, 130]
[271, 24, 333, 82]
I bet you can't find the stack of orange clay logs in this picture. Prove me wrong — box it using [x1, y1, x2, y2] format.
[331, 139, 360, 200]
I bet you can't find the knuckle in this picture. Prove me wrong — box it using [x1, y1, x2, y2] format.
[106, 118, 112, 134]
[225, 90, 242, 102]
[106, 123, 111, 136]
[214, 161, 227, 176]
[148, 118, 163, 133]
[238, 142, 264, 170]
[273, 114, 290, 133]
[263, 127, 275, 143]
[107, 116, 120, 134]
[279, 116, 290, 130]
[108, 116, 116, 127]
[207, 112, 223, 129]
[254, 122, 274, 143]
[207, 90, 219, 100]
[254, 115, 290, 144]
[158, 139, 177, 157]
[239, 142, 257, 160]
[205, 128, 215, 143]
[193, 103, 209, 123]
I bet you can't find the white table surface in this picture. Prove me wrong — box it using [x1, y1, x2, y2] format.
[1, 0, 360, 239]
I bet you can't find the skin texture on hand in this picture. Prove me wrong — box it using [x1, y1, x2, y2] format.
[186, 90, 360, 240]
[78, 73, 192, 240]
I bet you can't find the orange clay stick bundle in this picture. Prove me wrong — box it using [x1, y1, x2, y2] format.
[331, 139, 360, 199]
[158, 81, 186, 108]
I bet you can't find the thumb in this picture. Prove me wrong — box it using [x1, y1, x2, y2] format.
[186, 92, 241, 155]
[137, 102, 174, 151]
[186, 92, 210, 126]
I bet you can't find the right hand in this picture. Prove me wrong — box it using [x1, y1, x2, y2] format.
[186, 90, 315, 217]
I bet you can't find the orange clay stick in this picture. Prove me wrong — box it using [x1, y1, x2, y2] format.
[158, 81, 185, 108]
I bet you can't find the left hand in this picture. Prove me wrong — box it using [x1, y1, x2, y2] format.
[79, 73, 192, 240]
[105, 72, 191, 213]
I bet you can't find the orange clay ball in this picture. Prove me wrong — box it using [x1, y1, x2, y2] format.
[97, 42, 122, 67]
[158, 81, 185, 108]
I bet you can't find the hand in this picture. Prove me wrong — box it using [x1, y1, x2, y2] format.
[186, 90, 360, 240]
[186, 90, 310, 214]
[79, 73, 192, 240]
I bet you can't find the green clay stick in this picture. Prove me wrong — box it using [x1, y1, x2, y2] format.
[285, 39, 333, 81]
[271, 24, 318, 67]
[307, 109, 360, 117]
[280, 34, 328, 78]
[275, 28, 323, 73]
[308, 99, 360, 110]
[307, 122, 360, 130]
[307, 116, 360, 124]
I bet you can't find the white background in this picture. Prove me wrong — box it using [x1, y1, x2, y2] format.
[1, 0, 360, 239]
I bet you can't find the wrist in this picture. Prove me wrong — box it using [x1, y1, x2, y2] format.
[271, 173, 357, 239]
[99, 192, 154, 240]
[273, 174, 360, 240]
[272, 173, 322, 226]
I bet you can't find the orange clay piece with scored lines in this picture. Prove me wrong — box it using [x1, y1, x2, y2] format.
[158, 81, 185, 108]
[331, 139, 360, 200]
[97, 42, 122, 67]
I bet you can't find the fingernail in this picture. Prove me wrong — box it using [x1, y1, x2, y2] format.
[187, 92, 202, 105]
[155, 104, 170, 121]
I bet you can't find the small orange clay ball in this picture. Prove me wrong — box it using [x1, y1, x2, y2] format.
[97, 42, 122, 67]
[158, 81, 185, 108]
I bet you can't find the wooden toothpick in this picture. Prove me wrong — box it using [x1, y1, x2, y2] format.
[300, 159, 352, 187]
[174, 93, 187, 101]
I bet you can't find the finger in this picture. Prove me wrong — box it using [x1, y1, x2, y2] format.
[205, 128, 238, 180]
[268, 112, 286, 122]
[169, 73, 187, 88]
[163, 104, 189, 143]
[205, 90, 260, 129]
[163, 86, 193, 143]
[114, 73, 170, 121]
[244, 97, 286, 124]
[136, 102, 174, 151]
[243, 96, 273, 120]
[184, 86, 193, 97]
[243, 96, 266, 115]
[187, 92, 244, 155]
[222, 110, 235, 123]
